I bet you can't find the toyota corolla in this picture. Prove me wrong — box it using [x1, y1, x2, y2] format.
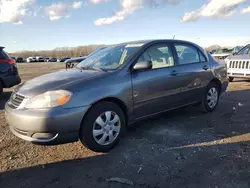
[5, 40, 228, 152]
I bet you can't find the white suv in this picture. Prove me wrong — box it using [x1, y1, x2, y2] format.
[226, 44, 250, 82]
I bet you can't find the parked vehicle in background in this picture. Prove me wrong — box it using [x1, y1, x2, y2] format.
[35, 56, 45, 62]
[212, 48, 233, 59]
[44, 57, 50, 62]
[26, 57, 36, 63]
[16, 57, 25, 63]
[0, 47, 21, 94]
[226, 44, 250, 82]
[5, 40, 228, 152]
[48, 58, 57, 62]
[209, 50, 216, 54]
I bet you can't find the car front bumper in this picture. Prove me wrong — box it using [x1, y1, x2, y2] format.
[5, 103, 90, 144]
[227, 69, 250, 78]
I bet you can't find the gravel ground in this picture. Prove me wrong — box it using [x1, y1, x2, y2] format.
[1, 63, 250, 188]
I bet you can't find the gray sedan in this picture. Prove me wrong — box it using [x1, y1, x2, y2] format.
[5, 40, 228, 152]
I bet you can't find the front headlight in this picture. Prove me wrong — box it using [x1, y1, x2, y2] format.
[25, 90, 72, 109]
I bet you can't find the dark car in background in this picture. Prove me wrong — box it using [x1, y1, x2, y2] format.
[5, 40, 228, 152]
[0, 47, 21, 94]
[48, 58, 57, 62]
[16, 57, 25, 63]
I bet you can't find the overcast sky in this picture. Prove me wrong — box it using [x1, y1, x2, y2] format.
[1, 0, 250, 52]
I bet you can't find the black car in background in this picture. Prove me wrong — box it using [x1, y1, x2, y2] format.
[16, 57, 25, 63]
[48, 58, 57, 62]
[0, 47, 21, 94]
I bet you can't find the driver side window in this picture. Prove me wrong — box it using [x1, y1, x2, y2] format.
[137, 44, 175, 69]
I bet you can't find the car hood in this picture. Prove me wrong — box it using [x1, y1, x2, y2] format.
[227, 54, 250, 61]
[16, 68, 106, 97]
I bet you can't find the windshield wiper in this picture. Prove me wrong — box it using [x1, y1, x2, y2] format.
[79, 66, 106, 72]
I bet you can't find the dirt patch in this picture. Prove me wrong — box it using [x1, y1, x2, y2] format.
[1, 63, 250, 188]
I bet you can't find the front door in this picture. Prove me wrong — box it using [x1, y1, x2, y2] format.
[131, 43, 183, 119]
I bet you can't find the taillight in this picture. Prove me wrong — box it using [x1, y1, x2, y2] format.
[0, 58, 15, 64]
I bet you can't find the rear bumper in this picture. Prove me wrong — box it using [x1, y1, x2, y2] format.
[2, 75, 21, 88]
[5, 103, 90, 144]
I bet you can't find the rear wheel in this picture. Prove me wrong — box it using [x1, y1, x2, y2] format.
[79, 101, 126, 152]
[201, 82, 219, 112]
[229, 77, 234, 82]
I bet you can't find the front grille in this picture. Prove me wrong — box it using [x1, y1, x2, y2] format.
[10, 92, 25, 108]
[229, 60, 250, 69]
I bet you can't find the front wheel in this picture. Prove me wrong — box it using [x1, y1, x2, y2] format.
[79, 101, 126, 152]
[201, 82, 219, 112]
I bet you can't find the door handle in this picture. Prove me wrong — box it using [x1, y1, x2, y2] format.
[171, 70, 179, 76]
[203, 65, 209, 70]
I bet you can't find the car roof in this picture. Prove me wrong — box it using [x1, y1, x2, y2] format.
[116, 39, 199, 46]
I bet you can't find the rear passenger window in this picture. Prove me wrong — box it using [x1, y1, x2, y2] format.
[174, 44, 200, 65]
[137, 44, 175, 69]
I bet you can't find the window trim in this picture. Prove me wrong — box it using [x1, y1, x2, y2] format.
[172, 42, 207, 66]
[130, 42, 176, 72]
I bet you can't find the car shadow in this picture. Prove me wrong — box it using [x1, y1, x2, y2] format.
[0, 91, 11, 110]
[1, 137, 250, 188]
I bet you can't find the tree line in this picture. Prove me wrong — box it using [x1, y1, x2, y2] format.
[9, 45, 107, 59]
[9, 44, 224, 59]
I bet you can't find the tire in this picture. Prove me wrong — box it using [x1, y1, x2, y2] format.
[229, 77, 234, 82]
[200, 82, 219, 113]
[79, 101, 126, 152]
[0, 82, 3, 95]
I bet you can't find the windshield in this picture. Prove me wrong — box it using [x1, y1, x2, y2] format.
[215, 49, 232, 54]
[237, 45, 250, 55]
[77, 44, 143, 70]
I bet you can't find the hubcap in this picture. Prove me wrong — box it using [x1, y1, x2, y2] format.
[207, 87, 218, 109]
[92, 111, 121, 146]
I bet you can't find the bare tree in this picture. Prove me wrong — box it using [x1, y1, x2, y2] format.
[10, 44, 107, 59]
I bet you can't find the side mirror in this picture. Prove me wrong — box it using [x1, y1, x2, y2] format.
[133, 61, 152, 71]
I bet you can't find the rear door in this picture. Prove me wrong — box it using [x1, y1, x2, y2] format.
[172, 42, 212, 104]
[131, 42, 183, 118]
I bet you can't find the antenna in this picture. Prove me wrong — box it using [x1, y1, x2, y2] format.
[172, 35, 175, 39]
